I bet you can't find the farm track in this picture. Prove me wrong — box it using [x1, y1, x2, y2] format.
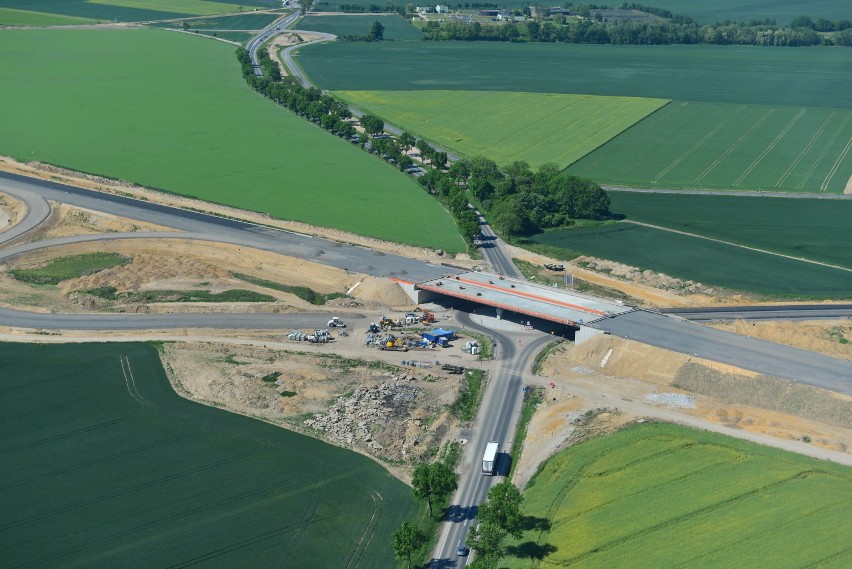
[603, 186, 852, 199]
[776, 111, 837, 187]
[619, 219, 852, 272]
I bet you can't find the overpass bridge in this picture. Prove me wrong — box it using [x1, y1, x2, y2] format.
[398, 271, 634, 339]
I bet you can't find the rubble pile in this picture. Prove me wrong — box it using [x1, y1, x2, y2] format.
[304, 378, 423, 458]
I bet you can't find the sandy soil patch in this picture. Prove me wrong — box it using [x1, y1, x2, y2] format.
[0, 192, 25, 233]
[844, 174, 852, 195]
[34, 203, 172, 241]
[513, 335, 852, 487]
[0, 156, 469, 266]
[161, 341, 469, 481]
[709, 319, 852, 359]
[504, 243, 718, 308]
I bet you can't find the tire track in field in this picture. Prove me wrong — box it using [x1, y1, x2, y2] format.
[0, 414, 142, 455]
[776, 111, 837, 187]
[651, 106, 744, 184]
[672, 499, 850, 569]
[15, 481, 292, 569]
[621, 219, 852, 273]
[0, 433, 193, 492]
[733, 108, 806, 187]
[344, 487, 384, 569]
[612, 102, 692, 180]
[121, 355, 151, 411]
[797, 113, 851, 191]
[694, 107, 775, 184]
[273, 482, 324, 565]
[562, 471, 824, 566]
[0, 447, 265, 531]
[577, 100, 680, 172]
[820, 136, 852, 192]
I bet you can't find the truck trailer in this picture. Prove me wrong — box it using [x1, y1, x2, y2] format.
[482, 441, 498, 475]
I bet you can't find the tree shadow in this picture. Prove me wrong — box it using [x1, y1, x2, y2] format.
[505, 541, 557, 560]
[441, 503, 478, 523]
[522, 515, 552, 532]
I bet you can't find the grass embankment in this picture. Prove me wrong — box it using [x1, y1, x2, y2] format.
[85, 287, 275, 303]
[505, 421, 852, 568]
[458, 330, 494, 360]
[509, 385, 543, 477]
[334, 90, 667, 169]
[0, 29, 464, 252]
[450, 369, 486, 421]
[9, 252, 129, 285]
[0, 342, 417, 567]
[232, 273, 346, 304]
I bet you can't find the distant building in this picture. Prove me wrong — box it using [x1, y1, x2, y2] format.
[435, 4, 450, 13]
[477, 9, 497, 17]
[415, 6, 432, 13]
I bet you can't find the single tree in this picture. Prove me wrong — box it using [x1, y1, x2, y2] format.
[181, 21, 190, 31]
[360, 114, 385, 135]
[478, 481, 524, 538]
[468, 521, 506, 568]
[412, 461, 458, 517]
[368, 20, 386, 41]
[391, 521, 426, 569]
[398, 131, 416, 153]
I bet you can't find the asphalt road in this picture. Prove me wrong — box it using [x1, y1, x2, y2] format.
[473, 209, 523, 279]
[0, 172, 456, 283]
[247, 10, 301, 75]
[592, 310, 852, 395]
[0, 307, 365, 331]
[663, 304, 852, 321]
[430, 314, 554, 567]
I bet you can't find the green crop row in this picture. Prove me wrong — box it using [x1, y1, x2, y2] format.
[568, 102, 852, 193]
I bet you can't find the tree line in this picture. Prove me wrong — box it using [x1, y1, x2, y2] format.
[421, 17, 845, 46]
[392, 456, 526, 568]
[418, 157, 611, 241]
[237, 47, 358, 139]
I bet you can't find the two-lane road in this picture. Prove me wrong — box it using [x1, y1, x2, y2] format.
[431, 314, 553, 566]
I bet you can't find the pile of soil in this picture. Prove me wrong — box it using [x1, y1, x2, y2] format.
[351, 276, 415, 309]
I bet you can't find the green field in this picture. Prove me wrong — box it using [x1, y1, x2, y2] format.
[0, 342, 415, 567]
[152, 12, 282, 30]
[299, 14, 422, 40]
[608, 191, 852, 268]
[0, 6, 96, 24]
[0, 29, 463, 252]
[296, 42, 852, 109]
[530, 222, 852, 297]
[569, 102, 852, 193]
[506, 422, 852, 569]
[634, 0, 852, 25]
[334, 90, 668, 168]
[0, 0, 278, 23]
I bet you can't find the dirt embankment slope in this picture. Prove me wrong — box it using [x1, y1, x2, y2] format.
[515, 333, 852, 488]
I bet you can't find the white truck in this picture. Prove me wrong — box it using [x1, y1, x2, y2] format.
[482, 441, 498, 475]
[327, 317, 346, 328]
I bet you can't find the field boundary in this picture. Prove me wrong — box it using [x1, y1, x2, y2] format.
[620, 219, 852, 273]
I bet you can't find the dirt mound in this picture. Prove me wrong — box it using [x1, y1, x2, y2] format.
[710, 319, 852, 359]
[351, 276, 415, 309]
[0, 191, 24, 232]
